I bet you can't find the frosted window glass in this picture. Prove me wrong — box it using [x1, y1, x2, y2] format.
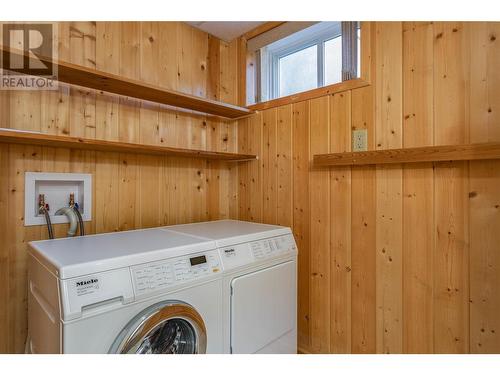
[279, 45, 317, 97]
[324, 36, 342, 85]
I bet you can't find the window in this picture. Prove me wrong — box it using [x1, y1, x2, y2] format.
[279, 44, 318, 97]
[324, 36, 342, 85]
[255, 22, 360, 102]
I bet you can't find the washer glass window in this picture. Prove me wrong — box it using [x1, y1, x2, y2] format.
[110, 301, 207, 354]
[133, 318, 196, 354]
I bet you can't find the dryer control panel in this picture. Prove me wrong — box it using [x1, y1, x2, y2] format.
[220, 234, 297, 271]
[250, 235, 296, 259]
[131, 250, 222, 297]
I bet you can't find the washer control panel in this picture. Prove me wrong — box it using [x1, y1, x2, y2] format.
[131, 250, 221, 296]
[220, 234, 297, 271]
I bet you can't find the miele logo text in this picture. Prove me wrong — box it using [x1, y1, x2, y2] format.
[76, 278, 98, 287]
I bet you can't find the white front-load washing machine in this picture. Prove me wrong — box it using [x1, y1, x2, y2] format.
[167, 220, 298, 354]
[28, 227, 224, 353]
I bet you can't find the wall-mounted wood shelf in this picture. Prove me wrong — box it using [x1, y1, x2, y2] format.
[0, 46, 253, 119]
[0, 128, 257, 161]
[313, 142, 500, 166]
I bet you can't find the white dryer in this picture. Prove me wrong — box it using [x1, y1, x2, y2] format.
[28, 228, 224, 354]
[167, 220, 298, 354]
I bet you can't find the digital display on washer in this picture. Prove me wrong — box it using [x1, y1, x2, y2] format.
[189, 255, 207, 266]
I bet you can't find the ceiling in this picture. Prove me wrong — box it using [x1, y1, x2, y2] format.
[185, 21, 265, 42]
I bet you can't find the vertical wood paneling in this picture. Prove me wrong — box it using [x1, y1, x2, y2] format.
[375, 165, 402, 354]
[402, 21, 435, 354]
[95, 22, 120, 234]
[137, 22, 161, 228]
[118, 154, 137, 231]
[238, 112, 262, 223]
[329, 91, 352, 353]
[237, 117, 250, 222]
[119, 22, 140, 143]
[3, 21, 500, 355]
[433, 22, 470, 354]
[7, 145, 41, 351]
[434, 22, 470, 144]
[433, 162, 469, 353]
[222, 28, 241, 218]
[309, 96, 330, 353]
[135, 155, 161, 228]
[69, 22, 96, 139]
[469, 160, 500, 353]
[139, 22, 160, 145]
[189, 26, 209, 222]
[8, 24, 41, 133]
[95, 22, 120, 141]
[375, 22, 403, 354]
[469, 23, 500, 142]
[206, 35, 222, 221]
[0, 145, 8, 353]
[236, 21, 500, 356]
[67, 22, 96, 234]
[118, 22, 141, 231]
[276, 105, 293, 227]
[375, 22, 403, 151]
[350, 164, 376, 354]
[41, 23, 70, 137]
[95, 152, 119, 233]
[262, 109, 278, 224]
[0, 22, 239, 353]
[247, 113, 263, 222]
[158, 22, 181, 225]
[351, 86, 376, 354]
[219, 38, 239, 220]
[469, 22, 500, 354]
[292, 100, 311, 351]
[403, 165, 434, 353]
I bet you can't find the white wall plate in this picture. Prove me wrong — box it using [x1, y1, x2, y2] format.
[25, 172, 92, 226]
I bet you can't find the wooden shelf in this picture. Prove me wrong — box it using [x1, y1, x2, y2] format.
[0, 128, 257, 161]
[313, 142, 500, 166]
[1, 46, 253, 119]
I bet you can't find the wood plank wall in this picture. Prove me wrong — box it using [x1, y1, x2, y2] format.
[238, 21, 500, 354]
[0, 21, 240, 353]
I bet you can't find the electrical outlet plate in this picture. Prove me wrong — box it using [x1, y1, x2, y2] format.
[25, 172, 92, 226]
[352, 129, 368, 152]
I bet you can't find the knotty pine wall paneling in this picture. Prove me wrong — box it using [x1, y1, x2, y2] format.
[238, 21, 500, 354]
[468, 22, 500, 354]
[2, 20, 500, 355]
[329, 91, 352, 353]
[432, 21, 470, 354]
[0, 21, 240, 353]
[374, 22, 403, 354]
[402, 21, 435, 354]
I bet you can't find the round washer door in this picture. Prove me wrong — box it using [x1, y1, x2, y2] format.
[109, 301, 207, 354]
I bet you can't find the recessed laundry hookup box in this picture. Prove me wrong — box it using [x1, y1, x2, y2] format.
[25, 172, 92, 226]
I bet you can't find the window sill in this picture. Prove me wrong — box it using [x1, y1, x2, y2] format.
[246, 78, 370, 112]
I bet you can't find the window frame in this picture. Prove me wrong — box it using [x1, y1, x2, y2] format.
[246, 22, 372, 112]
[261, 22, 343, 100]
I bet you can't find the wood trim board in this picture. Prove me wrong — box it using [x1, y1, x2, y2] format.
[0, 128, 257, 161]
[0, 46, 253, 119]
[314, 142, 500, 166]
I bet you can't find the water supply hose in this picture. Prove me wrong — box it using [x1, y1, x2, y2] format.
[55, 207, 78, 237]
[38, 194, 54, 240]
[72, 203, 85, 236]
[42, 208, 54, 240]
[68, 193, 85, 236]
